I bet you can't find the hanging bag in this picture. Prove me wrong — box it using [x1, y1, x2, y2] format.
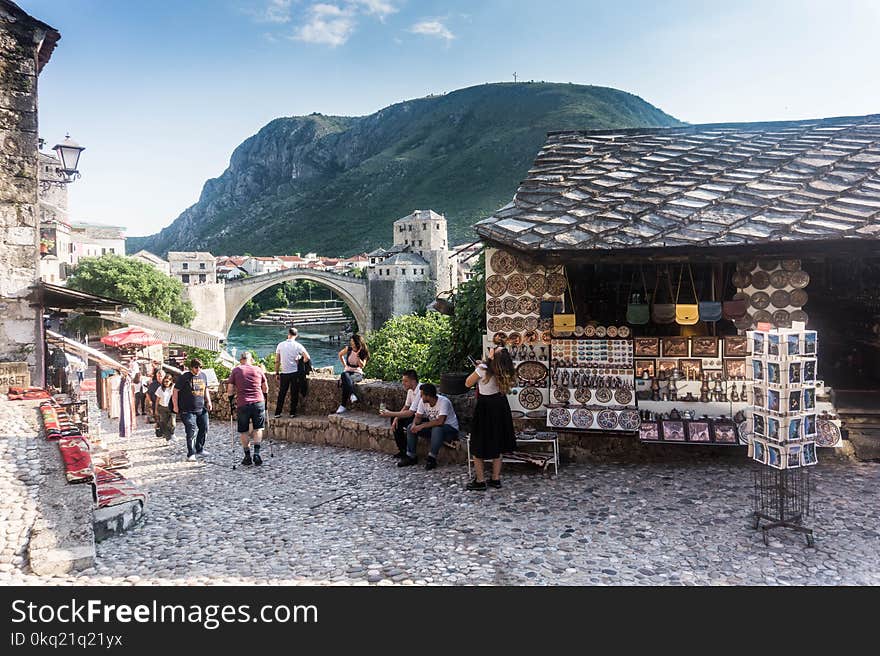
[553, 267, 576, 332]
[626, 267, 651, 325]
[722, 264, 748, 320]
[651, 267, 676, 324]
[675, 265, 700, 325]
[699, 268, 723, 322]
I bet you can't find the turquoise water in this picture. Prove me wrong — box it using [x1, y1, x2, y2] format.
[226, 323, 347, 373]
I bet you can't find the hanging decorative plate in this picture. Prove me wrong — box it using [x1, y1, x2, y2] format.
[501, 296, 518, 315]
[769, 270, 790, 289]
[734, 315, 754, 331]
[487, 317, 503, 332]
[516, 361, 548, 386]
[595, 388, 613, 403]
[614, 388, 633, 405]
[486, 275, 507, 297]
[508, 332, 522, 346]
[618, 409, 641, 431]
[790, 310, 809, 325]
[518, 387, 543, 410]
[538, 318, 553, 331]
[607, 325, 619, 338]
[490, 250, 518, 275]
[753, 310, 773, 324]
[790, 270, 810, 289]
[507, 273, 528, 296]
[789, 289, 808, 307]
[750, 270, 771, 290]
[618, 325, 631, 338]
[781, 259, 801, 272]
[527, 273, 546, 297]
[512, 316, 526, 331]
[750, 291, 771, 310]
[772, 309, 791, 327]
[815, 419, 841, 447]
[523, 329, 539, 344]
[574, 325, 585, 337]
[731, 271, 751, 288]
[758, 258, 779, 272]
[517, 297, 535, 315]
[770, 289, 791, 308]
[524, 317, 539, 331]
[733, 291, 750, 303]
[501, 316, 515, 331]
[486, 297, 503, 316]
[517, 258, 538, 274]
[596, 326, 607, 338]
[546, 273, 567, 296]
[553, 386, 571, 403]
[572, 408, 594, 429]
[584, 324, 597, 337]
[541, 330, 553, 344]
[549, 407, 571, 427]
[597, 409, 619, 430]
[575, 387, 592, 404]
[737, 259, 757, 273]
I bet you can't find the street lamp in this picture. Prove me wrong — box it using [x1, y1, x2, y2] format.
[39, 133, 85, 191]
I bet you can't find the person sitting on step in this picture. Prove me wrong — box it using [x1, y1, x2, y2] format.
[398, 383, 459, 471]
[336, 334, 369, 414]
[379, 369, 421, 459]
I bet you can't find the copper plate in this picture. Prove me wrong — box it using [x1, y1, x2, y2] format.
[790, 310, 809, 325]
[737, 259, 757, 273]
[538, 318, 553, 331]
[502, 296, 518, 315]
[595, 388, 613, 403]
[789, 289, 808, 307]
[596, 326, 607, 338]
[486, 275, 507, 297]
[607, 325, 619, 338]
[753, 310, 773, 324]
[554, 386, 571, 403]
[575, 387, 592, 404]
[758, 259, 779, 272]
[493, 332, 507, 345]
[790, 271, 810, 289]
[546, 273, 567, 296]
[507, 273, 528, 296]
[527, 273, 546, 297]
[750, 271, 770, 290]
[523, 329, 539, 344]
[490, 250, 518, 275]
[508, 332, 522, 346]
[486, 297, 503, 316]
[574, 325, 585, 337]
[512, 316, 526, 331]
[525, 317, 539, 331]
[750, 291, 771, 309]
[518, 387, 543, 410]
[517, 297, 535, 315]
[781, 259, 801, 272]
[487, 317, 503, 332]
[731, 271, 751, 288]
[614, 388, 633, 405]
[772, 309, 791, 327]
[501, 316, 515, 331]
[618, 326, 631, 338]
[770, 289, 790, 308]
[516, 360, 547, 385]
[735, 315, 754, 331]
[541, 330, 552, 344]
[584, 324, 597, 337]
[769, 270, 790, 289]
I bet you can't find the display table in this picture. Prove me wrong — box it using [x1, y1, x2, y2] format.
[463, 432, 559, 478]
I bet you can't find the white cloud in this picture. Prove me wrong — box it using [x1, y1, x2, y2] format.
[351, 0, 398, 21]
[293, 4, 357, 47]
[248, 0, 293, 24]
[409, 20, 455, 42]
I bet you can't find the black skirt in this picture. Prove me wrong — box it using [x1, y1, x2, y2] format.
[470, 392, 516, 459]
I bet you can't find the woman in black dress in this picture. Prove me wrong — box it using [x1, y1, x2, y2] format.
[465, 346, 516, 491]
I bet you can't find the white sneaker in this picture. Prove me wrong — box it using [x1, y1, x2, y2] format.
[198, 450, 210, 456]
[336, 405, 347, 414]
[187, 455, 196, 462]
[350, 394, 358, 403]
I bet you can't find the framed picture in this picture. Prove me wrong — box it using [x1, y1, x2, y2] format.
[725, 358, 747, 379]
[635, 359, 656, 378]
[767, 389, 781, 412]
[803, 414, 817, 437]
[680, 358, 702, 379]
[712, 421, 738, 444]
[767, 444, 784, 469]
[786, 334, 800, 356]
[661, 337, 689, 357]
[753, 385, 766, 408]
[767, 362, 781, 385]
[661, 420, 685, 442]
[752, 438, 767, 464]
[686, 420, 711, 442]
[803, 360, 816, 382]
[753, 413, 766, 437]
[787, 417, 802, 442]
[639, 422, 660, 441]
[634, 337, 660, 357]
[657, 359, 679, 378]
[724, 336, 749, 357]
[752, 332, 766, 356]
[804, 332, 817, 355]
[691, 336, 719, 358]
[767, 416, 780, 441]
[787, 444, 802, 469]
[788, 362, 802, 384]
[768, 334, 782, 357]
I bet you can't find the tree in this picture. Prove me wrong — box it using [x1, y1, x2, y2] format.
[435, 250, 485, 372]
[67, 255, 195, 327]
[364, 313, 451, 383]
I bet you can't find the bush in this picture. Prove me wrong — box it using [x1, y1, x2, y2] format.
[185, 347, 230, 383]
[438, 250, 485, 372]
[364, 313, 451, 383]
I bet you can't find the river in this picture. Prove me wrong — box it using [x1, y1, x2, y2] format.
[226, 323, 347, 372]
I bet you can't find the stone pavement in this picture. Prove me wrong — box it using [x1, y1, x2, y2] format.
[1, 398, 879, 586]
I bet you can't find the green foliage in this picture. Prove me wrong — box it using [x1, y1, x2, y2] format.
[66, 255, 195, 331]
[440, 251, 486, 372]
[364, 314, 451, 383]
[185, 347, 230, 382]
[128, 83, 681, 257]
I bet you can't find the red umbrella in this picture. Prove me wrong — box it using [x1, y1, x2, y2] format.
[100, 326, 165, 348]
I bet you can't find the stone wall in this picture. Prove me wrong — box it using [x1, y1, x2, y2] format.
[185, 282, 226, 335]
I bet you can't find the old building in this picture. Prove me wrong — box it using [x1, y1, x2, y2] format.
[168, 251, 216, 285]
[129, 249, 170, 275]
[0, 0, 60, 382]
[69, 221, 125, 260]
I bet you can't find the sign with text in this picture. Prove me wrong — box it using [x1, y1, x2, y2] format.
[0, 361, 30, 393]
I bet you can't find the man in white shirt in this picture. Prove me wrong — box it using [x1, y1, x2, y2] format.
[398, 383, 459, 471]
[274, 327, 310, 418]
[379, 369, 421, 460]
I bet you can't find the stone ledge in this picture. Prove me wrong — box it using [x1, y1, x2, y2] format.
[93, 500, 146, 543]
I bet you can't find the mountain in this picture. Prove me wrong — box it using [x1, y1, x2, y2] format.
[129, 83, 682, 257]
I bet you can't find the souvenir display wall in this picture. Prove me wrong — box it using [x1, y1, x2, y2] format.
[732, 258, 810, 332]
[747, 326, 819, 469]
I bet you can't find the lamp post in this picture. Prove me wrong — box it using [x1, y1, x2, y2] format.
[39, 134, 85, 192]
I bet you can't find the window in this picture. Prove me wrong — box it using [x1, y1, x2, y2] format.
[199, 262, 206, 269]
[404, 239, 408, 245]
[398, 226, 405, 232]
[199, 274, 206, 283]
[418, 240, 423, 247]
[182, 263, 189, 270]
[436, 224, 440, 229]
[109, 248, 115, 254]
[422, 224, 427, 230]
[101, 248, 106, 255]
[408, 225, 412, 231]
[399, 268, 404, 275]
[420, 268, 424, 275]
[182, 274, 190, 283]
[412, 269, 417, 275]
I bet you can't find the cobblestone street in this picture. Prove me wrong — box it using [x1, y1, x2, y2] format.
[2, 399, 879, 586]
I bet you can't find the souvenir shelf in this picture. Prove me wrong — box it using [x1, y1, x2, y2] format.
[464, 431, 559, 478]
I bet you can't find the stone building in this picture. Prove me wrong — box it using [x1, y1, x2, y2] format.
[69, 221, 125, 259]
[37, 152, 74, 283]
[129, 249, 170, 275]
[167, 250, 216, 285]
[0, 0, 60, 382]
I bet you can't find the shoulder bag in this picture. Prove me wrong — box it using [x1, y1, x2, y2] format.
[699, 270, 723, 322]
[652, 267, 676, 324]
[626, 267, 650, 325]
[675, 265, 700, 325]
[553, 267, 576, 332]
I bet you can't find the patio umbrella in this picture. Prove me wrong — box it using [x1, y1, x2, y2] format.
[100, 326, 165, 348]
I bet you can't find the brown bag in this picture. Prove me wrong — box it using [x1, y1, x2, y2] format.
[652, 267, 676, 324]
[675, 265, 699, 326]
[723, 298, 748, 320]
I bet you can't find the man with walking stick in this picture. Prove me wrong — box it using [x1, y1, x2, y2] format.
[227, 351, 269, 466]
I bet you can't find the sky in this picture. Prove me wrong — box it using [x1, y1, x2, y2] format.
[20, 0, 880, 237]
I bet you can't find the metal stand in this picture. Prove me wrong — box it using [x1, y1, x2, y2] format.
[752, 466, 814, 547]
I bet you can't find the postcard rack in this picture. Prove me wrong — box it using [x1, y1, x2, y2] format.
[752, 465, 814, 547]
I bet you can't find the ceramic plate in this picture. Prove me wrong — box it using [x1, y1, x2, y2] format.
[597, 409, 619, 430]
[751, 271, 771, 290]
[527, 273, 546, 297]
[770, 289, 790, 308]
[486, 297, 503, 316]
[815, 419, 841, 447]
[545, 273, 567, 296]
[789, 289, 808, 307]
[769, 270, 790, 289]
[572, 408, 594, 429]
[486, 275, 507, 297]
[575, 387, 592, 404]
[490, 250, 518, 275]
[518, 387, 543, 410]
[790, 270, 810, 289]
[781, 259, 801, 272]
[618, 409, 641, 431]
[548, 407, 571, 427]
[750, 291, 771, 309]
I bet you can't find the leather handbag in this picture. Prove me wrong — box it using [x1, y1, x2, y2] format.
[699, 270, 722, 322]
[651, 267, 676, 324]
[553, 267, 576, 332]
[675, 265, 700, 325]
[722, 298, 748, 320]
[626, 268, 650, 325]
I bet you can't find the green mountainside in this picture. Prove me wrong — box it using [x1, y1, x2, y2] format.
[129, 83, 682, 257]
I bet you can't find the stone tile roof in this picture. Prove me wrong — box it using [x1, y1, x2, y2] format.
[476, 114, 880, 254]
[383, 252, 429, 266]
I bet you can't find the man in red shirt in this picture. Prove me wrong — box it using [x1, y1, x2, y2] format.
[227, 351, 269, 466]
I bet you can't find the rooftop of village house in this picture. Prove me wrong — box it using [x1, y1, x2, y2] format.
[476, 113, 880, 256]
